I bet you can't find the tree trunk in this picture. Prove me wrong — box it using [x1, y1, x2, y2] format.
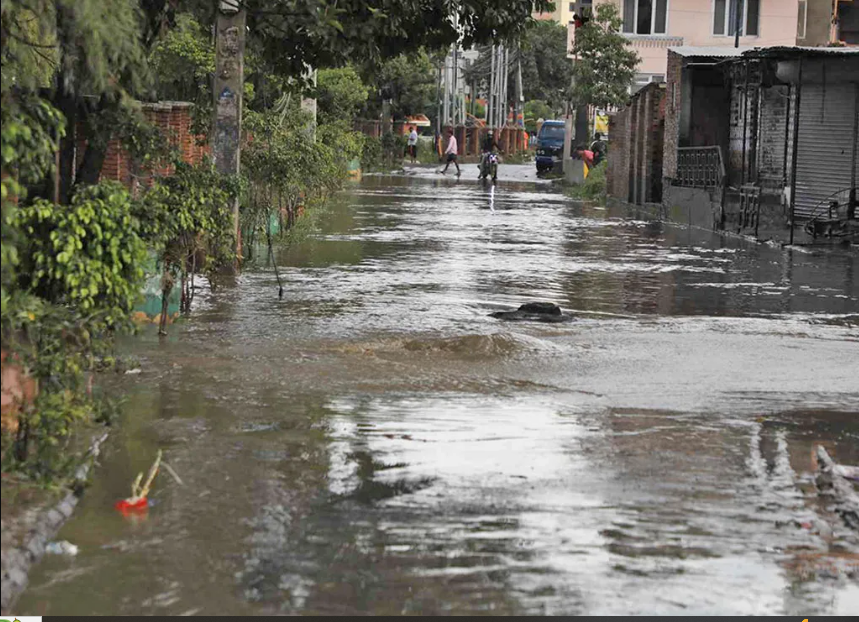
[158, 270, 174, 336]
[74, 139, 109, 188]
[52, 89, 77, 204]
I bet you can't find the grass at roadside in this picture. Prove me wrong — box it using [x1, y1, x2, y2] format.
[565, 161, 606, 202]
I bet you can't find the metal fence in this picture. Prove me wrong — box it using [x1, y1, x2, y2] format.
[676, 146, 725, 188]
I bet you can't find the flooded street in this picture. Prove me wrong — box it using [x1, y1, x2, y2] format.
[19, 166, 859, 615]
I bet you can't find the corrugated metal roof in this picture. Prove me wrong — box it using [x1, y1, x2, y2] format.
[668, 46, 755, 58]
[669, 45, 859, 58]
[743, 45, 859, 57]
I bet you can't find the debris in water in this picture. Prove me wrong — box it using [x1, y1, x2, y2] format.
[125, 368, 142, 375]
[489, 302, 574, 323]
[815, 445, 859, 530]
[834, 464, 859, 482]
[115, 449, 162, 513]
[46, 540, 79, 556]
[162, 461, 184, 486]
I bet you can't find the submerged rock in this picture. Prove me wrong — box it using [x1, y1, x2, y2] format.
[489, 302, 574, 323]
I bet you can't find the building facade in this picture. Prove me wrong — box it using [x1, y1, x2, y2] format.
[546, 2, 804, 88]
[611, 0, 801, 85]
[608, 46, 859, 245]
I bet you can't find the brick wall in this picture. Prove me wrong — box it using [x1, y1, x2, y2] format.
[662, 50, 684, 180]
[606, 82, 665, 205]
[97, 101, 208, 189]
[607, 108, 630, 201]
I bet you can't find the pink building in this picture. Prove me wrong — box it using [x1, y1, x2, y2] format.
[579, 1, 802, 88]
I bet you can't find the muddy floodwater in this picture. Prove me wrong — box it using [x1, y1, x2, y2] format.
[18, 166, 859, 615]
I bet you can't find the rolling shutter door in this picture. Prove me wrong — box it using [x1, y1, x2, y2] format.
[794, 82, 859, 220]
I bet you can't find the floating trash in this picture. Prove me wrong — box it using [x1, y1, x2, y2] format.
[46, 541, 79, 556]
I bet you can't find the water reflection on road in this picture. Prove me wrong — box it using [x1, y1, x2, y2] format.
[19, 166, 859, 615]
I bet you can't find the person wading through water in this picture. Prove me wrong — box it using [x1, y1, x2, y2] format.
[407, 126, 419, 164]
[441, 127, 460, 176]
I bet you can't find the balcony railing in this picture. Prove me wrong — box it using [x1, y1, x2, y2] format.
[622, 35, 684, 48]
[676, 146, 725, 188]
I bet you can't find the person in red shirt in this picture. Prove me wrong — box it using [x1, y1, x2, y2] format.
[575, 145, 595, 169]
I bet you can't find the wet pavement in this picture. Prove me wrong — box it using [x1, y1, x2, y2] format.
[18, 165, 859, 615]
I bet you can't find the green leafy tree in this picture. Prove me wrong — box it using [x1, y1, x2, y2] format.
[524, 99, 553, 131]
[241, 1, 554, 86]
[570, 2, 639, 109]
[2, 0, 155, 201]
[14, 183, 148, 324]
[149, 12, 215, 104]
[317, 66, 369, 124]
[5, 180, 150, 476]
[241, 106, 363, 250]
[362, 50, 437, 120]
[519, 20, 574, 112]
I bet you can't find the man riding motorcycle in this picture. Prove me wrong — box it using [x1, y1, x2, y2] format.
[479, 131, 501, 181]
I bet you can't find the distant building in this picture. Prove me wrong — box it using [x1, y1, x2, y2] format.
[548, 2, 802, 90]
[607, 45, 859, 245]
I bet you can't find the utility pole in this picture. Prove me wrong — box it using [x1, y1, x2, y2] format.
[443, 52, 451, 125]
[435, 60, 442, 140]
[382, 97, 392, 135]
[572, 3, 590, 154]
[495, 45, 506, 129]
[213, 0, 246, 263]
[452, 43, 459, 126]
[381, 79, 393, 137]
[733, 0, 742, 48]
[300, 68, 317, 140]
[488, 44, 496, 128]
[502, 46, 509, 128]
[515, 49, 524, 128]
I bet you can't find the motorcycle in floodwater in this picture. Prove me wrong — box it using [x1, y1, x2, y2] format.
[479, 152, 499, 182]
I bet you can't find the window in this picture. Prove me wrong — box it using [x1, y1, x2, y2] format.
[713, 0, 760, 37]
[622, 0, 668, 35]
[540, 125, 566, 140]
[797, 0, 807, 39]
[631, 73, 665, 93]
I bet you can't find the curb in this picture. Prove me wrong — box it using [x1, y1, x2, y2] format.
[0, 431, 108, 613]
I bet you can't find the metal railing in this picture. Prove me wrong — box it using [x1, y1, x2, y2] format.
[803, 187, 857, 240]
[622, 35, 684, 48]
[737, 184, 761, 237]
[676, 146, 725, 188]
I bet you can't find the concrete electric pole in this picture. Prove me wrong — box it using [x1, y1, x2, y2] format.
[213, 0, 246, 262]
[301, 68, 318, 140]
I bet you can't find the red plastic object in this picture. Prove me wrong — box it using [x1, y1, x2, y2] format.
[115, 497, 148, 512]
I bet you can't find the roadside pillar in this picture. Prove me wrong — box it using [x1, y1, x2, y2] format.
[213, 0, 246, 265]
[301, 68, 318, 141]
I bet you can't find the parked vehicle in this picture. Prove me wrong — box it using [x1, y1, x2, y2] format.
[535, 120, 566, 174]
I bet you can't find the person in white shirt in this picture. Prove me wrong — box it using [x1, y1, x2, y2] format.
[441, 127, 460, 175]
[407, 126, 419, 164]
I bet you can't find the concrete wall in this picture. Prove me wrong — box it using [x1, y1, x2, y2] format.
[802, 0, 834, 46]
[662, 185, 722, 230]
